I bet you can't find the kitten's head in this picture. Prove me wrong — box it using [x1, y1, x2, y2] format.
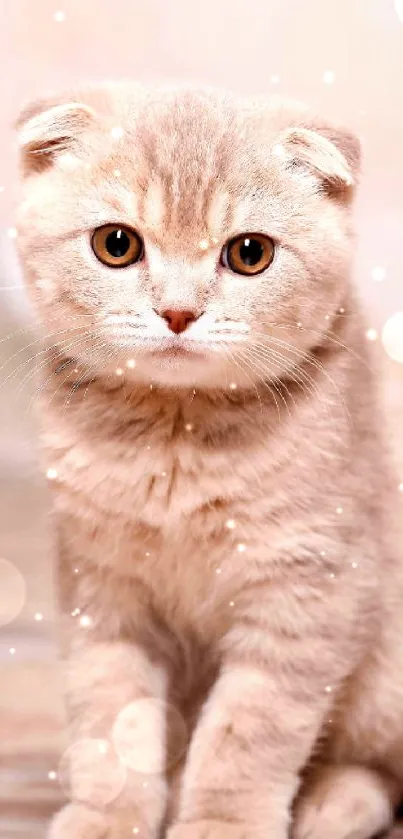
[15, 83, 360, 390]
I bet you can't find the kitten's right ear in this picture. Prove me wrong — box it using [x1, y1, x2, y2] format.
[16, 98, 96, 176]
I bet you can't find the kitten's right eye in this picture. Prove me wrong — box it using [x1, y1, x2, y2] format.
[91, 224, 144, 268]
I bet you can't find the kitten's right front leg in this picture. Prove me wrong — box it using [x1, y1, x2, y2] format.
[49, 637, 169, 839]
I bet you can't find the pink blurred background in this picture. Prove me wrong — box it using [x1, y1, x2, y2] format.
[0, 2, 402, 837]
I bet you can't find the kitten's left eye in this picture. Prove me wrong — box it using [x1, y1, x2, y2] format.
[91, 224, 144, 268]
[221, 233, 275, 276]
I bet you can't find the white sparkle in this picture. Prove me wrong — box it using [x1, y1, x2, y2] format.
[161, 471, 167, 477]
[215, 568, 222, 574]
[325, 685, 332, 693]
[229, 600, 235, 607]
[185, 423, 193, 432]
[9, 647, 16, 655]
[150, 384, 153, 390]
[270, 74, 280, 84]
[199, 239, 209, 251]
[330, 573, 336, 579]
[382, 312, 403, 363]
[325, 314, 330, 321]
[48, 770, 57, 780]
[46, 467, 58, 480]
[296, 321, 302, 327]
[372, 265, 386, 282]
[126, 359, 136, 369]
[339, 307, 345, 314]
[34, 612, 43, 621]
[113, 169, 122, 177]
[111, 126, 124, 140]
[7, 227, 17, 239]
[79, 615, 92, 628]
[336, 506, 343, 514]
[132, 830, 140, 836]
[116, 368, 124, 376]
[58, 152, 80, 172]
[71, 608, 81, 617]
[0, 186, 4, 193]
[320, 550, 326, 557]
[146, 445, 151, 451]
[145, 552, 150, 557]
[237, 543, 246, 553]
[53, 10, 65, 22]
[73, 367, 79, 373]
[273, 143, 286, 157]
[74, 568, 79, 574]
[323, 70, 335, 84]
[399, 483, 403, 492]
[229, 382, 237, 391]
[366, 328, 378, 342]
[351, 561, 359, 569]
[225, 519, 236, 530]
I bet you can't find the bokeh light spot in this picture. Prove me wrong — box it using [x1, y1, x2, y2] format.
[382, 312, 403, 363]
[0, 559, 26, 627]
[112, 698, 188, 774]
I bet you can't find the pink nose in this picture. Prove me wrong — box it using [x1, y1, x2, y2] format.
[161, 309, 198, 335]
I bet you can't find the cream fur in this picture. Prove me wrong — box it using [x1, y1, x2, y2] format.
[15, 82, 403, 839]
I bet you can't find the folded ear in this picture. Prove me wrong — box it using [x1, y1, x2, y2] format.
[16, 97, 96, 175]
[278, 122, 360, 196]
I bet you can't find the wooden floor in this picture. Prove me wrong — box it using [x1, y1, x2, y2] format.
[1, 340, 403, 838]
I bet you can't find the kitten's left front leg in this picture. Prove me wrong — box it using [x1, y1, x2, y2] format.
[168, 585, 349, 839]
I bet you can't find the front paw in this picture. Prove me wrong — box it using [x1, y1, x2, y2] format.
[48, 803, 146, 839]
[167, 821, 258, 839]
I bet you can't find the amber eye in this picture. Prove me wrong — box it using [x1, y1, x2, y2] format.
[91, 224, 144, 268]
[221, 233, 275, 276]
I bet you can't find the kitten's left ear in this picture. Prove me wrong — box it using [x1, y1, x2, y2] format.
[16, 96, 96, 176]
[279, 122, 361, 196]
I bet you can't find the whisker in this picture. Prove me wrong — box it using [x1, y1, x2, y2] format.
[238, 347, 294, 418]
[245, 345, 300, 412]
[249, 341, 323, 401]
[61, 339, 118, 414]
[29, 331, 109, 416]
[19, 331, 102, 410]
[0, 310, 96, 347]
[3, 326, 94, 398]
[232, 348, 285, 421]
[224, 348, 264, 413]
[252, 331, 351, 427]
[267, 320, 371, 371]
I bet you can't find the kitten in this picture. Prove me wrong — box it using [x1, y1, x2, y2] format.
[15, 82, 403, 839]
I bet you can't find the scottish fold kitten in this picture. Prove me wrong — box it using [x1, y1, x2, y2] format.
[15, 83, 403, 839]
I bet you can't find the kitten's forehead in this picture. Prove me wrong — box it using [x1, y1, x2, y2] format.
[112, 92, 259, 250]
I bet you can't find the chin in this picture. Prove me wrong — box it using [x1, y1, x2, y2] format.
[135, 350, 231, 389]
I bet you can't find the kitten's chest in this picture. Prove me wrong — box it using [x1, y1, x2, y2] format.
[46, 406, 258, 635]
[52, 423, 244, 532]
[45, 383, 258, 537]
